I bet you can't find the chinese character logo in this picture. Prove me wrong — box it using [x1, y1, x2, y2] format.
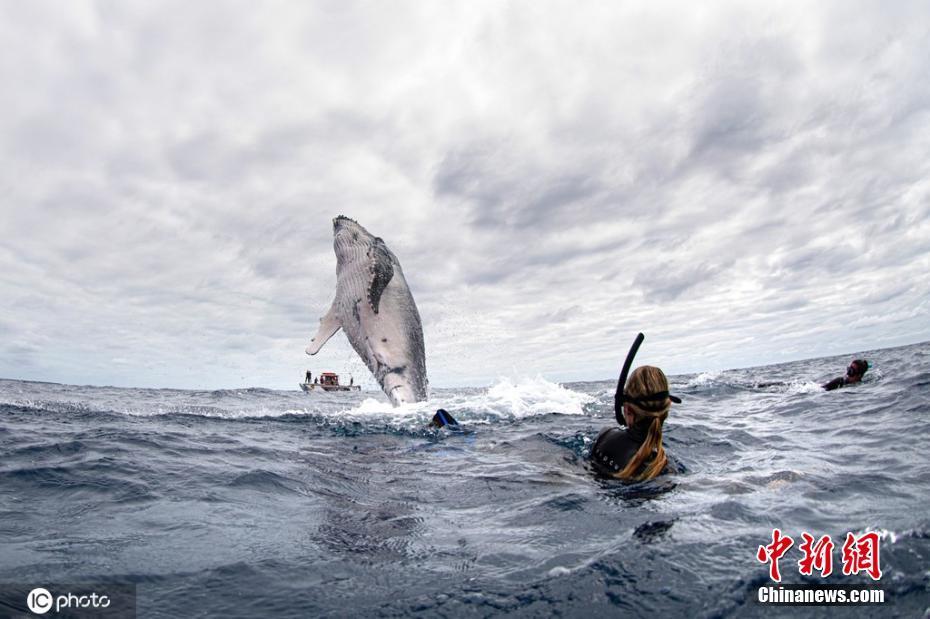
[841, 532, 882, 580]
[798, 533, 834, 577]
[757, 530, 882, 582]
[756, 528, 794, 582]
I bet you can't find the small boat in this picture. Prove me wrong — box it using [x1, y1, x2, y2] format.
[300, 372, 360, 393]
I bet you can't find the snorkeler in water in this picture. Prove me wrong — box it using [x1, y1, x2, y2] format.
[591, 333, 680, 481]
[822, 359, 869, 391]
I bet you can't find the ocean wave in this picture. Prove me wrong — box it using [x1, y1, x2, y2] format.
[281, 376, 595, 426]
[406, 376, 596, 425]
[0, 377, 596, 427]
[2, 340, 929, 618]
[682, 371, 723, 389]
[782, 380, 824, 395]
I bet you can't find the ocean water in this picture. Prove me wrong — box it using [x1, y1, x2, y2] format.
[1, 341, 929, 618]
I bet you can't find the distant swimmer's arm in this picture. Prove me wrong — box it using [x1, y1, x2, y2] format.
[822, 377, 845, 391]
[754, 381, 786, 388]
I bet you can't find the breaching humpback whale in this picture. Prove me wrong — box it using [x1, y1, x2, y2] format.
[306, 216, 428, 406]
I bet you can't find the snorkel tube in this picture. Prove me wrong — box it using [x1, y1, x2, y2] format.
[613, 332, 681, 426]
[614, 333, 645, 426]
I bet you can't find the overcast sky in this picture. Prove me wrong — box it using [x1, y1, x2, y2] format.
[1, 1, 928, 390]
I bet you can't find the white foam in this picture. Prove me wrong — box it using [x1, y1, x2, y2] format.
[684, 371, 721, 389]
[20, 376, 596, 424]
[326, 397, 434, 422]
[547, 566, 573, 577]
[331, 376, 594, 424]
[784, 380, 823, 395]
[468, 376, 595, 419]
[859, 527, 898, 544]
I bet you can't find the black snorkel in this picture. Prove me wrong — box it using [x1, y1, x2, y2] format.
[614, 332, 680, 426]
[614, 333, 644, 426]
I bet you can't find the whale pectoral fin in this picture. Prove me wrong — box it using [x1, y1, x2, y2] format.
[306, 303, 341, 355]
[367, 237, 394, 314]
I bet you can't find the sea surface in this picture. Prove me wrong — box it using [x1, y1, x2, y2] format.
[1, 342, 929, 618]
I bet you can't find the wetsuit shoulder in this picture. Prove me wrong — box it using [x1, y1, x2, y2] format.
[591, 426, 644, 475]
[822, 376, 845, 391]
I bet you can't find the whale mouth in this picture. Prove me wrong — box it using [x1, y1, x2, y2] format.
[333, 215, 359, 231]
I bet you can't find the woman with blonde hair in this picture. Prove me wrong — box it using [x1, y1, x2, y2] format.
[591, 334, 680, 481]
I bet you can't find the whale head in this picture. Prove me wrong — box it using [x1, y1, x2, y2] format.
[333, 216, 375, 267]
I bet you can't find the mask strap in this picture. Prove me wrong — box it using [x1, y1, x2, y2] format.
[626, 391, 682, 408]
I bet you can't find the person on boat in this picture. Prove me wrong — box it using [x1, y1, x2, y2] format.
[822, 359, 869, 391]
[305, 370, 312, 384]
[313, 377, 319, 385]
[591, 365, 679, 480]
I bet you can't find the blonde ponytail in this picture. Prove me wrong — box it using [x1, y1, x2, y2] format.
[615, 366, 672, 482]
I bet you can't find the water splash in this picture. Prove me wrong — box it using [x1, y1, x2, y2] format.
[683, 371, 722, 389]
[434, 376, 595, 423]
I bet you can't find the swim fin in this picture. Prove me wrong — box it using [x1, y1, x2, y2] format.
[431, 409, 459, 428]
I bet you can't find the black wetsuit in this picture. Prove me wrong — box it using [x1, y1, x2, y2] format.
[822, 377, 849, 391]
[590, 422, 654, 476]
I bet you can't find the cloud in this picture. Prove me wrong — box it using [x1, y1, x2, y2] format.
[0, 1, 928, 389]
[633, 261, 725, 304]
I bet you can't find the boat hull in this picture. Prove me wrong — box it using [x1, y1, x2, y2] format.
[299, 383, 360, 393]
